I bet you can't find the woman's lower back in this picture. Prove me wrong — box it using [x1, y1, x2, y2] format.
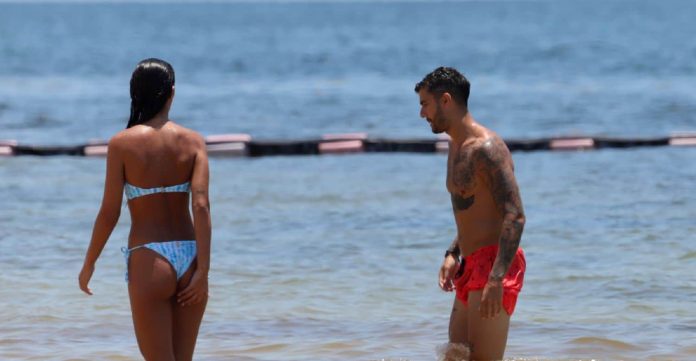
[127, 193, 196, 247]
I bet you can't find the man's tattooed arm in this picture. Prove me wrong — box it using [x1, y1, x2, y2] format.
[477, 139, 525, 281]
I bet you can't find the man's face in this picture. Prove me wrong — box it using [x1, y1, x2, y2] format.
[418, 89, 447, 134]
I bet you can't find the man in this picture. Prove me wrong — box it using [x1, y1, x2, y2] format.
[415, 67, 526, 360]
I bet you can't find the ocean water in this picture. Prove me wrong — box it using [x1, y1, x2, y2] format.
[1, 1, 695, 360]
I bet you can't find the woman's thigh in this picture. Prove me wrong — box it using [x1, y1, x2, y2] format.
[128, 249, 178, 361]
[171, 264, 208, 361]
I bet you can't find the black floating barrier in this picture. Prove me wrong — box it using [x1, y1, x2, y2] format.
[12, 144, 85, 156]
[504, 139, 551, 152]
[593, 137, 670, 149]
[364, 139, 438, 153]
[247, 140, 320, 157]
[2, 134, 694, 157]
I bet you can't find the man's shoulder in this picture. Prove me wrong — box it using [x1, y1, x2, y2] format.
[455, 131, 506, 153]
[479, 133, 508, 150]
[471, 133, 511, 168]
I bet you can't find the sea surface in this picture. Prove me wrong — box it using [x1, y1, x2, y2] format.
[1, 1, 695, 360]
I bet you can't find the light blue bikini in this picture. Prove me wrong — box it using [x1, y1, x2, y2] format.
[122, 181, 197, 282]
[124, 181, 191, 200]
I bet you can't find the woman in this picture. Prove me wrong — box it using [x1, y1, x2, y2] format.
[79, 58, 211, 361]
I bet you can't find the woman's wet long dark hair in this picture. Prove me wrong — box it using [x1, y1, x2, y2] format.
[127, 58, 175, 128]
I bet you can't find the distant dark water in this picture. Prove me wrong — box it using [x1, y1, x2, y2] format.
[1, 0, 695, 143]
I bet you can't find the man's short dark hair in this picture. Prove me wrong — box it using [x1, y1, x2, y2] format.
[414, 67, 470, 109]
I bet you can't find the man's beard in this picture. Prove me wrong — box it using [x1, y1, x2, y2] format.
[430, 106, 446, 134]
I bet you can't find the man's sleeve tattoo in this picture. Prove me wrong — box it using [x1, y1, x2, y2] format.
[477, 140, 525, 280]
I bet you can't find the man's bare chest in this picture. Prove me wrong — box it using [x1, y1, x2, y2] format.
[446, 147, 480, 197]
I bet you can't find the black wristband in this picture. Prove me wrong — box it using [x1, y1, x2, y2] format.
[444, 248, 460, 259]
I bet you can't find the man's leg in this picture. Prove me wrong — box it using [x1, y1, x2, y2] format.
[445, 297, 471, 361]
[449, 297, 468, 343]
[466, 290, 510, 361]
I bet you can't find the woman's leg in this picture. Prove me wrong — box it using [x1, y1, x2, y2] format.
[128, 249, 178, 361]
[172, 263, 208, 361]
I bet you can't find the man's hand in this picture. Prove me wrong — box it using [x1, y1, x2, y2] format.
[438, 255, 460, 291]
[480, 278, 503, 318]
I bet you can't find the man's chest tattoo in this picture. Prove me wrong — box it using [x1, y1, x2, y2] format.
[451, 193, 475, 211]
[448, 149, 479, 192]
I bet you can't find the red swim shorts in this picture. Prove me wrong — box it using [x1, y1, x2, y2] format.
[454, 245, 526, 315]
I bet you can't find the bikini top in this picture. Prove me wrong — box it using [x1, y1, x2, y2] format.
[124, 181, 191, 200]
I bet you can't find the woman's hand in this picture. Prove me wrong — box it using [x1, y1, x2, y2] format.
[79, 264, 95, 295]
[177, 270, 208, 307]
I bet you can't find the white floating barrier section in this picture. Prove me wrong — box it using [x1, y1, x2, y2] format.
[319, 133, 366, 154]
[83, 139, 108, 156]
[669, 132, 696, 146]
[549, 137, 595, 150]
[205, 133, 251, 156]
[436, 134, 450, 153]
[0, 140, 17, 156]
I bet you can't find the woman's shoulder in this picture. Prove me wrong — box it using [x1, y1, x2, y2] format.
[107, 126, 148, 147]
[108, 121, 205, 152]
[107, 129, 132, 148]
[168, 122, 206, 149]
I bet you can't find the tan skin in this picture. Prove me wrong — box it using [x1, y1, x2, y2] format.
[418, 89, 525, 360]
[78, 88, 211, 361]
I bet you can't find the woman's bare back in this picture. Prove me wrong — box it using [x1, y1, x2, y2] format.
[114, 120, 204, 245]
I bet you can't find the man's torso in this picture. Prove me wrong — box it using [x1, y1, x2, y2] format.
[446, 133, 512, 256]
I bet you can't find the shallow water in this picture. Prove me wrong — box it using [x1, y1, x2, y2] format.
[1, 147, 695, 360]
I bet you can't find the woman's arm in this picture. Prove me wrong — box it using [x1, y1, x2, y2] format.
[178, 134, 210, 306]
[79, 136, 125, 295]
